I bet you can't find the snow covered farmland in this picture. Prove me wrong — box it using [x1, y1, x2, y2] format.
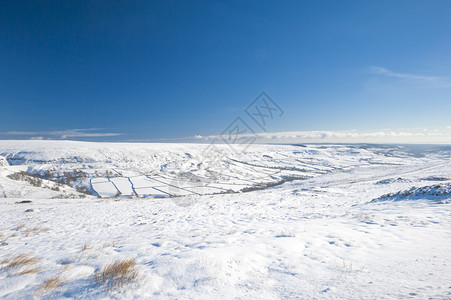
[0, 141, 450, 299]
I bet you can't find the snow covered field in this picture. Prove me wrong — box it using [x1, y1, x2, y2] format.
[0, 141, 450, 299]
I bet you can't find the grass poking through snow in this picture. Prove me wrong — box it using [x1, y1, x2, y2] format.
[35, 276, 64, 294]
[1, 253, 41, 276]
[93, 258, 139, 291]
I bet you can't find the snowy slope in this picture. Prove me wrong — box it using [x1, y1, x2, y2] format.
[0, 141, 450, 299]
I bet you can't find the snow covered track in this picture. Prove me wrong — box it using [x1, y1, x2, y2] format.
[0, 141, 451, 298]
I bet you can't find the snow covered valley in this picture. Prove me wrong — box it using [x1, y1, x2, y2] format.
[0, 141, 450, 299]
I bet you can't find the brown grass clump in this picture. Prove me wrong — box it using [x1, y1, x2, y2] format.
[36, 276, 64, 294]
[81, 243, 90, 252]
[24, 226, 49, 237]
[1, 253, 41, 275]
[93, 258, 139, 291]
[16, 223, 26, 230]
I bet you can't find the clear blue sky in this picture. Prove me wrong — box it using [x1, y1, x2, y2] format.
[1, 0, 450, 143]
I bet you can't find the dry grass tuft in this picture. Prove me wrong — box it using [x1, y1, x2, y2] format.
[93, 258, 139, 291]
[36, 276, 64, 294]
[81, 243, 90, 251]
[17, 266, 41, 275]
[1, 253, 41, 276]
[24, 226, 49, 237]
[16, 223, 26, 230]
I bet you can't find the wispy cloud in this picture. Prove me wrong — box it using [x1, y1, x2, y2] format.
[368, 66, 451, 87]
[2, 128, 122, 139]
[191, 128, 451, 144]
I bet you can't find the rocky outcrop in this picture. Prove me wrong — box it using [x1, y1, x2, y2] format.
[371, 184, 451, 204]
[0, 155, 8, 167]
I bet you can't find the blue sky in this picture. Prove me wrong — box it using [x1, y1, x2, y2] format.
[1, 0, 450, 143]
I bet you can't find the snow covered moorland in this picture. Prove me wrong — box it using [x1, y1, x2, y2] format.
[0, 140, 450, 299]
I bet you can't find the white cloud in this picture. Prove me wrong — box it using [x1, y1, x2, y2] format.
[368, 66, 451, 87]
[190, 128, 451, 144]
[3, 129, 122, 139]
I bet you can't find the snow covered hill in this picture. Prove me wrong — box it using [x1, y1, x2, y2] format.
[0, 141, 450, 299]
[0, 140, 448, 200]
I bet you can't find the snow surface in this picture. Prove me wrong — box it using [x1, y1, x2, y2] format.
[0, 141, 451, 299]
